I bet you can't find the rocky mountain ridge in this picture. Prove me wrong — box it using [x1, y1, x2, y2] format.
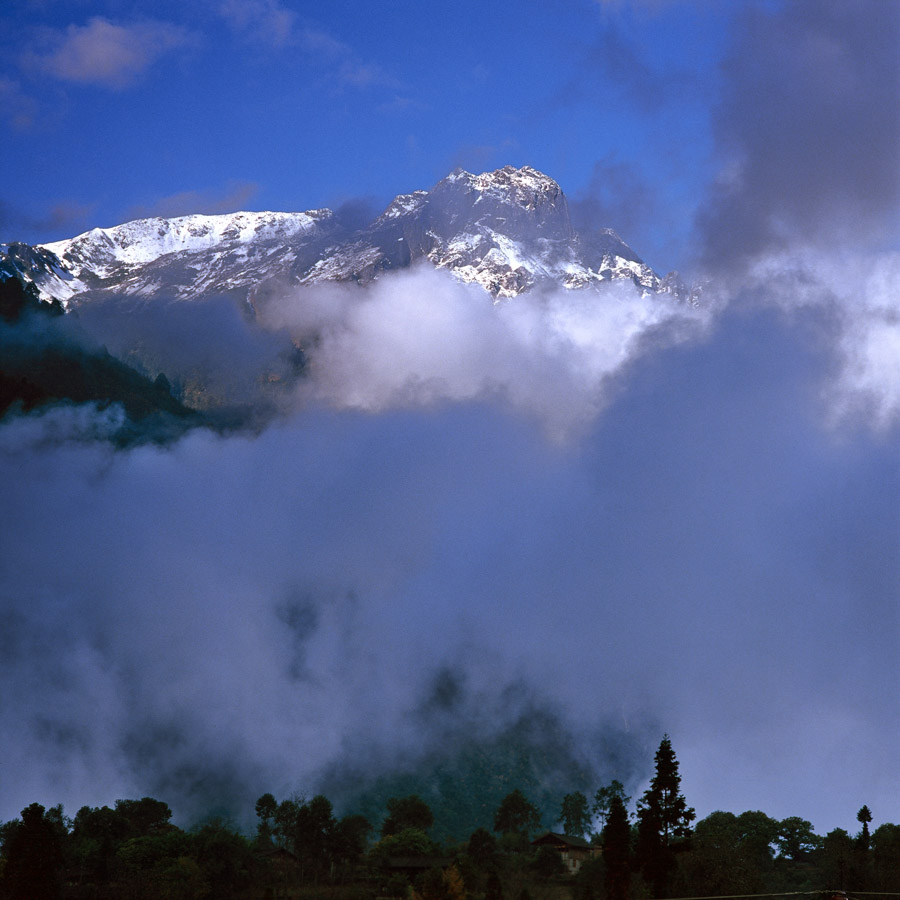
[1, 165, 697, 308]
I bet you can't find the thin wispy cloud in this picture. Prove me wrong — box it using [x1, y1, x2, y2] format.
[26, 17, 192, 90]
[0, 76, 37, 130]
[126, 181, 261, 221]
[217, 1, 400, 91]
[299, 26, 400, 91]
[0, 198, 94, 244]
[583, 26, 697, 114]
[594, 0, 715, 16]
[375, 94, 427, 116]
[217, 0, 297, 49]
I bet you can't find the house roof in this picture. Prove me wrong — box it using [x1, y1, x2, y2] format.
[531, 831, 592, 850]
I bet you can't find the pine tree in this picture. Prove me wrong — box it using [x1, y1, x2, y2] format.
[635, 735, 695, 898]
[594, 780, 630, 832]
[857, 805, 873, 852]
[603, 793, 632, 900]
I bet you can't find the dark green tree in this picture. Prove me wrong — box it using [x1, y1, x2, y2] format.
[192, 819, 253, 899]
[381, 795, 434, 837]
[294, 794, 337, 882]
[269, 793, 339, 882]
[775, 816, 821, 861]
[593, 780, 630, 832]
[602, 793, 631, 900]
[254, 793, 277, 845]
[532, 845, 565, 880]
[856, 805, 873, 852]
[332, 813, 372, 876]
[493, 789, 541, 839]
[821, 828, 854, 891]
[114, 797, 172, 836]
[70, 804, 132, 884]
[734, 810, 779, 867]
[871, 823, 900, 890]
[559, 792, 592, 838]
[370, 826, 436, 864]
[485, 869, 503, 900]
[852, 805, 875, 890]
[273, 797, 300, 850]
[0, 803, 65, 900]
[468, 827, 498, 868]
[681, 810, 776, 896]
[634, 735, 695, 898]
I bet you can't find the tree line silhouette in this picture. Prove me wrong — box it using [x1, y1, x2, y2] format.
[2, 735, 899, 900]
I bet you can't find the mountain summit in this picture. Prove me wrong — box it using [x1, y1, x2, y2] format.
[1, 165, 692, 308]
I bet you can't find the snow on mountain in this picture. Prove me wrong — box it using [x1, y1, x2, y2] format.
[1, 165, 695, 309]
[20, 210, 338, 307]
[44, 210, 331, 272]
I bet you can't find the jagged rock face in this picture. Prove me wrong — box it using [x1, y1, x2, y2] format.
[291, 165, 655, 299]
[429, 166, 575, 247]
[22, 210, 340, 306]
[1, 165, 680, 309]
[0, 242, 71, 294]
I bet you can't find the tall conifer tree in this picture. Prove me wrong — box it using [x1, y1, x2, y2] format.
[603, 793, 632, 900]
[857, 805, 873, 852]
[635, 735, 695, 897]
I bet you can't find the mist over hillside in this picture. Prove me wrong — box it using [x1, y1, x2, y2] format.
[1, 0, 899, 839]
[2, 239, 899, 832]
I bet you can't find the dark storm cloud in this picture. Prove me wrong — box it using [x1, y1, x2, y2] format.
[583, 25, 690, 114]
[552, 10, 706, 117]
[0, 198, 93, 244]
[331, 196, 383, 232]
[696, 0, 900, 274]
[568, 157, 662, 261]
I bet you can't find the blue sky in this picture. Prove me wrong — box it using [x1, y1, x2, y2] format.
[1, 0, 731, 273]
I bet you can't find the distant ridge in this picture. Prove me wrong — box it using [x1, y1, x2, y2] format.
[1, 165, 698, 309]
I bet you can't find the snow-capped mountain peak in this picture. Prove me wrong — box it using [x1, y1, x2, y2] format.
[44, 210, 332, 274]
[443, 164, 564, 204]
[1, 165, 690, 308]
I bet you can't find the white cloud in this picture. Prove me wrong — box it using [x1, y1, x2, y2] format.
[820, 253, 900, 430]
[259, 266, 707, 440]
[216, 1, 399, 90]
[29, 17, 191, 90]
[218, 0, 297, 48]
[744, 247, 900, 431]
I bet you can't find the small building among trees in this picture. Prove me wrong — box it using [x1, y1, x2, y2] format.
[531, 831, 596, 874]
